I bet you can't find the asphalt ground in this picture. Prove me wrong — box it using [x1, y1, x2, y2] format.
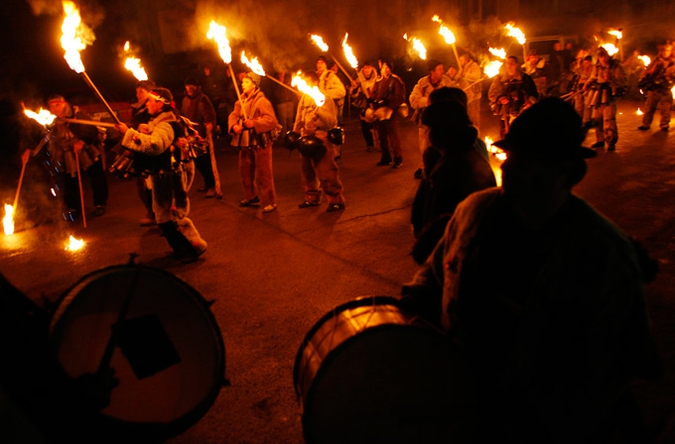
[0, 99, 674, 443]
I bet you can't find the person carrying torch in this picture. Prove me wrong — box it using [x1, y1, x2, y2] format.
[228, 72, 280, 213]
[115, 88, 207, 263]
[22, 94, 109, 221]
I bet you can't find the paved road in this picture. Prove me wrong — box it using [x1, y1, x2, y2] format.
[0, 99, 673, 443]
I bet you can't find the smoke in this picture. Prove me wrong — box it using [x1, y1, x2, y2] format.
[25, 0, 106, 27]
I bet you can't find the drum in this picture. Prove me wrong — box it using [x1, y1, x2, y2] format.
[293, 296, 473, 444]
[48, 264, 226, 441]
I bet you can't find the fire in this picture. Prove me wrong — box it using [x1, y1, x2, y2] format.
[403, 34, 427, 60]
[241, 51, 266, 76]
[123, 41, 148, 81]
[24, 107, 57, 126]
[310, 34, 329, 52]
[608, 29, 623, 40]
[489, 47, 506, 60]
[504, 23, 526, 45]
[65, 235, 85, 251]
[638, 55, 651, 66]
[60, 1, 94, 73]
[342, 33, 358, 69]
[484, 60, 503, 78]
[3, 204, 14, 236]
[291, 71, 325, 106]
[636, 108, 644, 116]
[601, 43, 619, 56]
[206, 21, 232, 64]
[438, 24, 456, 45]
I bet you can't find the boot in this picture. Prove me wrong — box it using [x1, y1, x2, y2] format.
[176, 217, 208, 258]
[158, 220, 206, 262]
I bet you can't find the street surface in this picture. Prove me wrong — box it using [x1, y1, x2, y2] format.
[0, 99, 674, 443]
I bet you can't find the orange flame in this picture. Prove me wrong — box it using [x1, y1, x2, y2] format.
[638, 55, 651, 66]
[65, 235, 85, 251]
[241, 51, 266, 76]
[3, 204, 14, 236]
[24, 107, 57, 126]
[636, 108, 644, 116]
[342, 33, 358, 69]
[438, 24, 456, 45]
[123, 41, 148, 81]
[601, 43, 619, 56]
[291, 71, 325, 106]
[505, 23, 526, 45]
[310, 34, 329, 52]
[608, 29, 623, 40]
[403, 34, 427, 60]
[488, 47, 506, 60]
[207, 21, 231, 64]
[60, 1, 94, 73]
[484, 60, 503, 78]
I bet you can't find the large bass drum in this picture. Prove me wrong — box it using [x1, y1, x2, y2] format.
[293, 296, 473, 444]
[48, 264, 226, 442]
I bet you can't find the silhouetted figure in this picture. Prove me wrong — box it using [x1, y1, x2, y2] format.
[402, 97, 661, 443]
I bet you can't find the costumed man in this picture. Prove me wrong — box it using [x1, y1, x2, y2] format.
[522, 49, 552, 98]
[409, 59, 454, 179]
[316, 56, 346, 159]
[638, 42, 675, 132]
[228, 72, 280, 214]
[26, 94, 109, 220]
[115, 88, 207, 263]
[568, 55, 594, 125]
[181, 77, 218, 197]
[488, 55, 539, 138]
[293, 71, 346, 212]
[447, 52, 484, 136]
[349, 60, 379, 153]
[401, 98, 661, 444]
[584, 46, 627, 150]
[371, 58, 407, 169]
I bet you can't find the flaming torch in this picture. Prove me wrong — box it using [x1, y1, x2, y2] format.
[3, 204, 14, 236]
[291, 71, 325, 106]
[608, 28, 623, 61]
[504, 22, 527, 62]
[123, 41, 148, 81]
[432, 15, 461, 67]
[207, 20, 245, 119]
[600, 43, 619, 57]
[60, 1, 121, 125]
[241, 51, 300, 96]
[403, 34, 427, 60]
[65, 235, 85, 251]
[309, 34, 354, 82]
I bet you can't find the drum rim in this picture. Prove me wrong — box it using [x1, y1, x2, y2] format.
[48, 263, 227, 440]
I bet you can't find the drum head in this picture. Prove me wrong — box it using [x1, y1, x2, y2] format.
[49, 264, 226, 440]
[295, 296, 473, 444]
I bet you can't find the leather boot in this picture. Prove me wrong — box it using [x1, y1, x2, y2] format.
[158, 221, 205, 262]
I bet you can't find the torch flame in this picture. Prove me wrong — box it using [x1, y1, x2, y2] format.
[310, 34, 329, 52]
[489, 47, 507, 60]
[207, 21, 232, 64]
[636, 108, 644, 116]
[484, 60, 503, 78]
[60, 1, 94, 73]
[241, 51, 266, 76]
[638, 55, 651, 66]
[342, 33, 358, 69]
[3, 204, 14, 236]
[485, 136, 506, 186]
[24, 107, 57, 126]
[65, 235, 85, 251]
[123, 41, 148, 81]
[438, 24, 456, 45]
[291, 71, 325, 106]
[601, 43, 619, 57]
[505, 23, 526, 45]
[608, 29, 623, 40]
[403, 34, 427, 60]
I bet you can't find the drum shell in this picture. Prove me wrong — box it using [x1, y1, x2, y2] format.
[48, 264, 226, 441]
[293, 296, 473, 444]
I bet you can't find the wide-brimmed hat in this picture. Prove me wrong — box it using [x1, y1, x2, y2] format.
[492, 97, 596, 160]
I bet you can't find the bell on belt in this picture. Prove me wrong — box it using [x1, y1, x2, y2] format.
[109, 150, 138, 179]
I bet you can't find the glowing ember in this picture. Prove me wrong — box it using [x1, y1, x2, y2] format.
[484, 60, 503, 78]
[291, 71, 325, 106]
[505, 23, 526, 45]
[638, 55, 651, 66]
[123, 41, 148, 81]
[636, 108, 644, 116]
[608, 29, 623, 40]
[3, 204, 14, 236]
[342, 33, 358, 69]
[601, 43, 619, 56]
[310, 34, 329, 52]
[489, 47, 507, 59]
[403, 34, 427, 60]
[24, 107, 57, 126]
[60, 1, 95, 73]
[206, 21, 232, 64]
[241, 51, 266, 76]
[65, 235, 85, 251]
